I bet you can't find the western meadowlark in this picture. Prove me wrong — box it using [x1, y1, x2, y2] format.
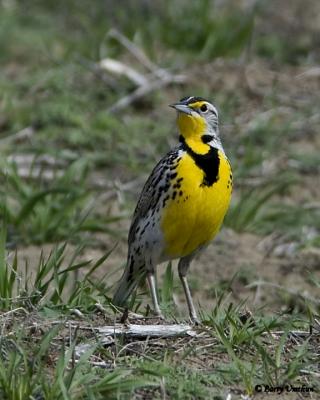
[113, 96, 232, 323]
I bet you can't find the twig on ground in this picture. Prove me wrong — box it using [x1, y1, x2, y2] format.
[70, 309, 85, 318]
[0, 307, 29, 318]
[107, 74, 183, 113]
[100, 58, 148, 86]
[106, 29, 164, 77]
[116, 340, 158, 362]
[296, 67, 320, 79]
[99, 323, 198, 338]
[300, 369, 320, 378]
[99, 29, 185, 113]
[5, 153, 65, 181]
[0, 127, 34, 144]
[266, 330, 312, 339]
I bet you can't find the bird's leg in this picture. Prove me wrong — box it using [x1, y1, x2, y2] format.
[146, 272, 163, 318]
[178, 257, 200, 324]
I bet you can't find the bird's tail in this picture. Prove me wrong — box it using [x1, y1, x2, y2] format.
[112, 267, 144, 307]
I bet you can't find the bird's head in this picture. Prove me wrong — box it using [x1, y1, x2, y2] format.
[170, 96, 221, 154]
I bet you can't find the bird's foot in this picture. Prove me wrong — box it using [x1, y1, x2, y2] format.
[153, 310, 165, 321]
[146, 304, 165, 321]
[190, 314, 201, 326]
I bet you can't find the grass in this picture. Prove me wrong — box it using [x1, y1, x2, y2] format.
[0, 234, 161, 398]
[0, 157, 126, 246]
[226, 175, 320, 245]
[1, 0, 319, 398]
[0, 231, 319, 398]
[0, 325, 158, 399]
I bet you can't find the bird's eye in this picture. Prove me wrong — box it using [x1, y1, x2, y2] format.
[200, 104, 208, 112]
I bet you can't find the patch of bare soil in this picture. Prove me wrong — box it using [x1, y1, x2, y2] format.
[192, 229, 320, 312]
[15, 225, 319, 320]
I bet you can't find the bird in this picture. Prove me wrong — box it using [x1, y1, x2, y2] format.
[112, 96, 233, 323]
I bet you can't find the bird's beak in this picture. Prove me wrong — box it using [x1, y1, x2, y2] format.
[169, 103, 193, 115]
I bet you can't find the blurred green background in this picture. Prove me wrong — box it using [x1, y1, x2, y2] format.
[1, 0, 319, 246]
[0, 1, 320, 398]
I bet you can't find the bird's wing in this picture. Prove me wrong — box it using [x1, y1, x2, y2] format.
[128, 146, 182, 244]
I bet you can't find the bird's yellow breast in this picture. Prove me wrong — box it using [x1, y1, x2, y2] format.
[161, 150, 232, 258]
